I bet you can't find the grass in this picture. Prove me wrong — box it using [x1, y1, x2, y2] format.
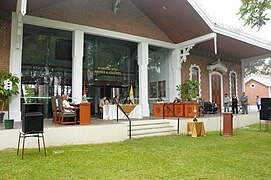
[1, 124, 271, 179]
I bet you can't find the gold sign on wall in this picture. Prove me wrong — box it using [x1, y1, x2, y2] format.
[94, 67, 122, 75]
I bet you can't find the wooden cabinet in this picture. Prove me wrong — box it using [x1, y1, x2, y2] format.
[184, 102, 199, 118]
[153, 102, 199, 118]
[153, 103, 163, 117]
[174, 103, 184, 117]
[79, 102, 91, 125]
[164, 103, 174, 117]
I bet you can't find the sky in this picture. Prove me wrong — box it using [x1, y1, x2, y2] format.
[197, 0, 271, 41]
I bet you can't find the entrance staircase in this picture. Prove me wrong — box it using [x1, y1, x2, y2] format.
[128, 119, 176, 138]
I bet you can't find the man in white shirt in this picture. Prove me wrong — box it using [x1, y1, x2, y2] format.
[224, 93, 230, 112]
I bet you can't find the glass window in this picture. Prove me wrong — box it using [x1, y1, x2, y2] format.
[22, 25, 72, 118]
[230, 72, 237, 96]
[149, 82, 157, 98]
[148, 46, 169, 99]
[191, 67, 199, 82]
[83, 34, 138, 112]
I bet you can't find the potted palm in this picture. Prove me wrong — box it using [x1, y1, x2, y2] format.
[0, 70, 20, 128]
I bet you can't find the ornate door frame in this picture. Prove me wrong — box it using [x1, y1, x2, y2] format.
[209, 71, 223, 111]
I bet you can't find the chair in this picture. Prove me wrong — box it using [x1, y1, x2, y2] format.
[51, 96, 59, 124]
[17, 112, 46, 159]
[57, 96, 77, 125]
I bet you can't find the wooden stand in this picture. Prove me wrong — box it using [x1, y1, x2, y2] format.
[223, 112, 233, 136]
[79, 102, 91, 125]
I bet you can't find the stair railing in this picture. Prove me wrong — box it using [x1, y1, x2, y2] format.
[162, 103, 180, 134]
[117, 104, 132, 139]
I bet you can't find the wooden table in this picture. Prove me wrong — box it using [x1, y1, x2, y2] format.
[187, 122, 205, 137]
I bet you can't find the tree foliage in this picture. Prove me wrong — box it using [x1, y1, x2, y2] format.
[244, 58, 271, 77]
[238, 0, 271, 29]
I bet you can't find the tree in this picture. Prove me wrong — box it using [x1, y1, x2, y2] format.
[244, 58, 271, 77]
[238, 0, 271, 29]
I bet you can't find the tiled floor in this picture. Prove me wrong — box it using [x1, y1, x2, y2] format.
[0, 107, 258, 131]
[0, 117, 123, 130]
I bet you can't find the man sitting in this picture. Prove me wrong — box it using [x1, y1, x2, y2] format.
[62, 94, 77, 112]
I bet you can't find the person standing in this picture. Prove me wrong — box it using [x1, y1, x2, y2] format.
[232, 94, 238, 114]
[240, 92, 248, 114]
[99, 96, 109, 119]
[224, 93, 230, 112]
[256, 95, 261, 111]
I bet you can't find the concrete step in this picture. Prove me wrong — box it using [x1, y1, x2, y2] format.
[130, 125, 173, 131]
[128, 123, 171, 131]
[131, 130, 176, 138]
[127, 120, 176, 138]
[130, 119, 169, 126]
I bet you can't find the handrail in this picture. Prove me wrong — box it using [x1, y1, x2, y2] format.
[163, 103, 180, 134]
[116, 104, 132, 139]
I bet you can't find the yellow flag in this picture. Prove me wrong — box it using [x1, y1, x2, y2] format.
[129, 84, 135, 104]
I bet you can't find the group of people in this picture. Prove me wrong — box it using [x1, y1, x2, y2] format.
[157, 95, 201, 104]
[223, 92, 260, 114]
[100, 95, 134, 106]
[98, 95, 134, 118]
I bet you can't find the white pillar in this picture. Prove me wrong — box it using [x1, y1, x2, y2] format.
[72, 30, 84, 101]
[138, 42, 150, 117]
[241, 59, 245, 92]
[170, 49, 182, 100]
[9, 12, 23, 121]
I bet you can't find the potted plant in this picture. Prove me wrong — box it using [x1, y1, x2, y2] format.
[0, 70, 20, 128]
[176, 80, 199, 101]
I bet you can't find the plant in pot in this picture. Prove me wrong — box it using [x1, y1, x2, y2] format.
[176, 79, 199, 101]
[0, 70, 20, 128]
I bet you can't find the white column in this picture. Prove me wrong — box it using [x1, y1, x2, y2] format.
[170, 49, 182, 100]
[9, 12, 23, 121]
[208, 72, 212, 102]
[241, 59, 245, 92]
[72, 30, 84, 101]
[138, 42, 150, 117]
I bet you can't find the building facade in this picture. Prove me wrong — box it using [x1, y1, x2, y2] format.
[245, 74, 271, 105]
[0, 0, 271, 120]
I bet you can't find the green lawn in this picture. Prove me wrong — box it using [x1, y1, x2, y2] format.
[1, 124, 271, 179]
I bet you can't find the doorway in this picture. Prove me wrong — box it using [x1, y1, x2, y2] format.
[211, 74, 222, 111]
